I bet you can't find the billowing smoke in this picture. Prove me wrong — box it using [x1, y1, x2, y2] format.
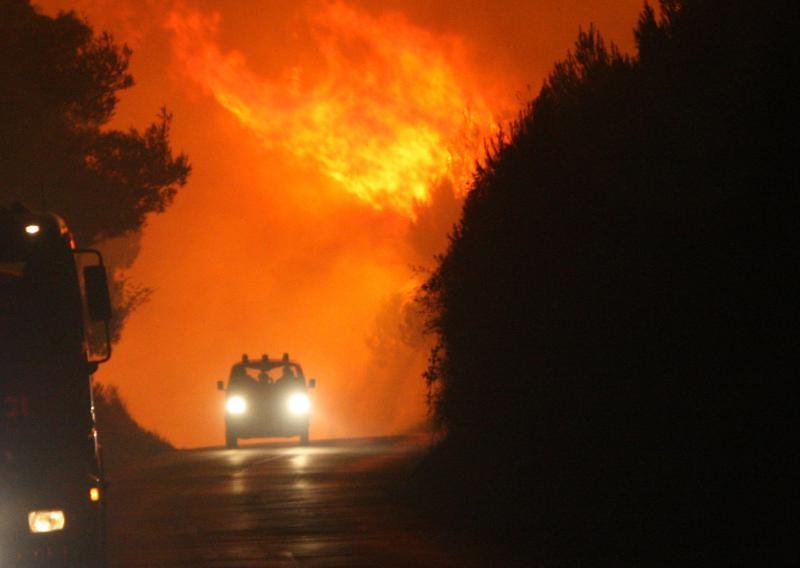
[36, 0, 640, 447]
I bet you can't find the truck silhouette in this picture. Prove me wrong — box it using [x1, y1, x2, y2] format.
[1, 205, 112, 566]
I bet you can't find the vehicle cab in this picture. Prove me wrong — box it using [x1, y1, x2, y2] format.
[217, 353, 316, 447]
[1, 205, 112, 566]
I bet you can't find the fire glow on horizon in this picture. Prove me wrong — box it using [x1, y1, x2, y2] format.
[35, 0, 641, 447]
[151, 2, 511, 445]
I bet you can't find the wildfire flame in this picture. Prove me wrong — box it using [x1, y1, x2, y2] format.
[167, 2, 500, 218]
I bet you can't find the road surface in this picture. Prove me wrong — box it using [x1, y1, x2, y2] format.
[106, 437, 489, 567]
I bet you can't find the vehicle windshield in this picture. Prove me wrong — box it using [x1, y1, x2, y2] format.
[1, 262, 87, 467]
[1, 215, 97, 480]
[0, 262, 41, 368]
[229, 363, 305, 387]
[0, 227, 86, 372]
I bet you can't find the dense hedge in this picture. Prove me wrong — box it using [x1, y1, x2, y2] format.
[93, 383, 173, 474]
[420, 1, 794, 563]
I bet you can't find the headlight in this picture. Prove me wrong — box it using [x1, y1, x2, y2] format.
[28, 510, 66, 533]
[225, 395, 247, 415]
[287, 392, 311, 415]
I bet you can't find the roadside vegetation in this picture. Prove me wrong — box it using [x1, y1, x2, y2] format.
[93, 383, 173, 474]
[2, 1, 186, 464]
[417, 1, 793, 563]
[1, 0, 190, 339]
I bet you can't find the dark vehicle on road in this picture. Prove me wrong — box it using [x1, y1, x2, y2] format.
[1, 206, 112, 566]
[217, 353, 316, 447]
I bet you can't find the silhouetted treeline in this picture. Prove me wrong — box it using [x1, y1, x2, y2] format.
[93, 383, 173, 474]
[419, 1, 795, 563]
[0, 0, 189, 243]
[1, 0, 190, 339]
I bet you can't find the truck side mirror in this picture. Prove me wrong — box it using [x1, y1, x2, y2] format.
[217, 380, 225, 391]
[84, 265, 112, 322]
[308, 379, 316, 389]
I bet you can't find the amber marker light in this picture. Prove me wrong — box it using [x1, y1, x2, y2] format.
[90, 487, 101, 502]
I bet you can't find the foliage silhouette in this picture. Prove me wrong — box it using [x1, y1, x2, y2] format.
[1, 0, 190, 338]
[93, 383, 173, 474]
[419, 0, 794, 563]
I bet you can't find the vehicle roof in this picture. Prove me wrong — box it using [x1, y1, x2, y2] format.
[230, 353, 305, 377]
[1, 204, 72, 261]
[1, 204, 69, 234]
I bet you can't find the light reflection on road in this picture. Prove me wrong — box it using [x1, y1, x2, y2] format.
[290, 453, 309, 469]
[108, 437, 486, 567]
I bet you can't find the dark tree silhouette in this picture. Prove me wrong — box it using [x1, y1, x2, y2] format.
[419, 1, 794, 563]
[0, 0, 189, 242]
[1, 0, 190, 338]
[92, 383, 173, 473]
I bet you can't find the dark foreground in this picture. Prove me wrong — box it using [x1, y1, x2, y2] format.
[106, 436, 489, 567]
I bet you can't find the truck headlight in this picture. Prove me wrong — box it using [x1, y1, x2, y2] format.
[28, 510, 66, 533]
[225, 395, 247, 415]
[287, 392, 311, 415]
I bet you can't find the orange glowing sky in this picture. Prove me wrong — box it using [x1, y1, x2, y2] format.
[36, 0, 641, 448]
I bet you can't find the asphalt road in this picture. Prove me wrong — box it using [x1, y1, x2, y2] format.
[106, 436, 487, 567]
